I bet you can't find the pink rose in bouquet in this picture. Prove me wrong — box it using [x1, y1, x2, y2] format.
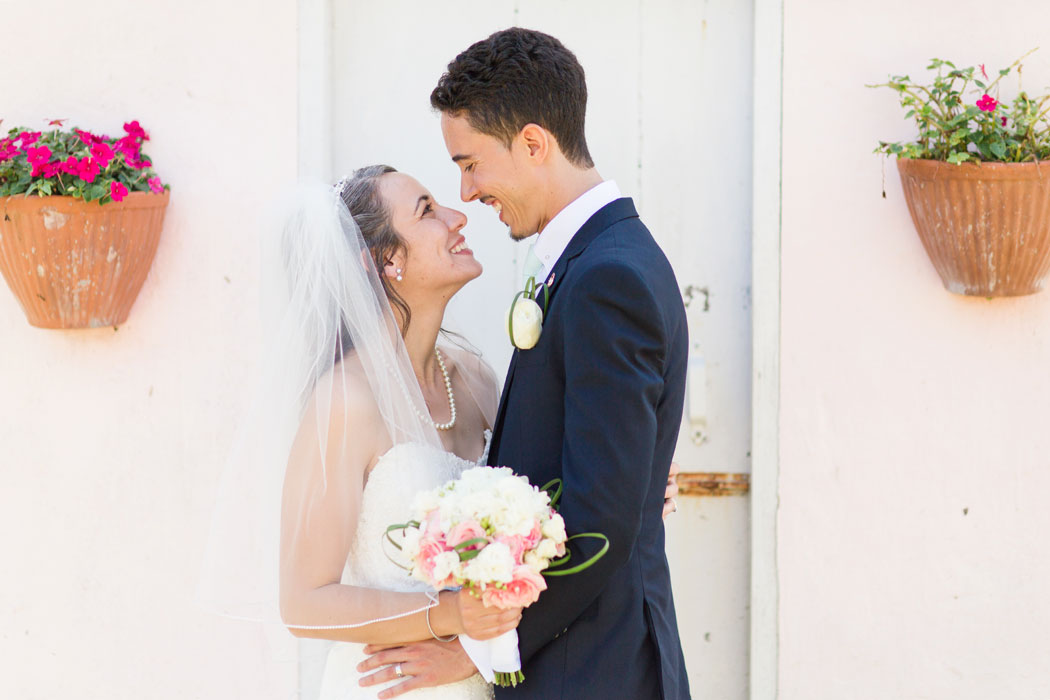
[481, 565, 547, 608]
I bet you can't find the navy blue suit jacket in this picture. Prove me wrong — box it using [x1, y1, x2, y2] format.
[489, 198, 690, 700]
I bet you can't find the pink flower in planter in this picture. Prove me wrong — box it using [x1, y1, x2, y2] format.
[115, 135, 150, 169]
[123, 120, 148, 141]
[0, 139, 17, 160]
[47, 119, 67, 127]
[148, 177, 164, 194]
[115, 134, 140, 156]
[980, 64, 988, 80]
[78, 158, 101, 183]
[60, 156, 80, 175]
[26, 145, 51, 163]
[1002, 116, 1008, 127]
[110, 182, 129, 202]
[90, 142, 115, 169]
[17, 131, 41, 148]
[977, 94, 998, 112]
[74, 129, 102, 146]
[27, 146, 53, 174]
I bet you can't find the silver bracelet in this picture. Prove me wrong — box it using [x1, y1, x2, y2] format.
[426, 605, 458, 643]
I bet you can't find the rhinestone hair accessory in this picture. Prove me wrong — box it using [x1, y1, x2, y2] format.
[333, 174, 352, 194]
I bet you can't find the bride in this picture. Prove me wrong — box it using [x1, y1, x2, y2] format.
[199, 165, 680, 699]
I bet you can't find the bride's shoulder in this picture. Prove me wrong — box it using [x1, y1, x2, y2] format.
[440, 343, 497, 384]
[302, 354, 384, 434]
[438, 344, 495, 388]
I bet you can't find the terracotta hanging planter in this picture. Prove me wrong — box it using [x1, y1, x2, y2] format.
[896, 158, 1050, 296]
[0, 191, 169, 328]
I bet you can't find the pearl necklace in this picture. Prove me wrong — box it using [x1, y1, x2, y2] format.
[411, 347, 456, 431]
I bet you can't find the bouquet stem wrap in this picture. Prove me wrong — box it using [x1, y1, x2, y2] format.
[460, 629, 523, 686]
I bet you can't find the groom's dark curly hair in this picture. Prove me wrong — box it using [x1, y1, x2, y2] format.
[430, 27, 594, 169]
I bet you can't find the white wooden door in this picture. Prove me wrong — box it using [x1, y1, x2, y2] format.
[323, 2, 753, 697]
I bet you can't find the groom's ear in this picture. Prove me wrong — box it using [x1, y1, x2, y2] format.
[519, 123, 551, 164]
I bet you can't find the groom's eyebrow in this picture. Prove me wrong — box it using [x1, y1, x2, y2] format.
[451, 154, 471, 163]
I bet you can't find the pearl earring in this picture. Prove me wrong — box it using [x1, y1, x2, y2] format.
[395, 268, 403, 282]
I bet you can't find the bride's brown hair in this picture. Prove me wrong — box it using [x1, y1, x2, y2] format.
[337, 165, 412, 334]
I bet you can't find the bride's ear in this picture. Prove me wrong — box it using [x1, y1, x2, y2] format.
[381, 251, 407, 283]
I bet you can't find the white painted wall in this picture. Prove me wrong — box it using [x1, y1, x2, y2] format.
[778, 1, 1050, 697]
[1, 2, 754, 698]
[0, 1, 299, 697]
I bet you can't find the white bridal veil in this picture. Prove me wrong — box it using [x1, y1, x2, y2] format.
[197, 181, 449, 635]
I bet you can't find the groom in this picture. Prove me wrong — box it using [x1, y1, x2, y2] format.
[360, 28, 690, 699]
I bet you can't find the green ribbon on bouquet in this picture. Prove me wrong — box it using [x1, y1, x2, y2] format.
[542, 532, 610, 577]
[537, 478, 610, 577]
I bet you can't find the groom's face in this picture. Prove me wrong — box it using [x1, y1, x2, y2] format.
[441, 113, 538, 241]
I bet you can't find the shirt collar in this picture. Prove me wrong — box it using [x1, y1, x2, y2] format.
[530, 180, 621, 282]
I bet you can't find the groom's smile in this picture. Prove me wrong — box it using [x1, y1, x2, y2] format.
[480, 197, 504, 223]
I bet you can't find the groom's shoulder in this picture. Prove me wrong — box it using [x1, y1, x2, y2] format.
[562, 245, 660, 311]
[578, 210, 670, 276]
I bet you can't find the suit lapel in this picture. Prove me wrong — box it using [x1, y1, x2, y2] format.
[538, 197, 639, 302]
[489, 197, 640, 463]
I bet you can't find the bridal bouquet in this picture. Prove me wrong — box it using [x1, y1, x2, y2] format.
[388, 466, 607, 687]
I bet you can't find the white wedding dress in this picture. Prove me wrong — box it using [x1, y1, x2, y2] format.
[317, 434, 495, 700]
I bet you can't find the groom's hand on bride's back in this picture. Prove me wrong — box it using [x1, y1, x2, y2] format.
[358, 639, 477, 697]
[663, 460, 681, 520]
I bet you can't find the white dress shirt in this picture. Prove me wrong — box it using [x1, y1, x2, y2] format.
[530, 180, 622, 283]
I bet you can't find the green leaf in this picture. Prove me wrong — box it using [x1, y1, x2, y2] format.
[452, 537, 488, 553]
[947, 152, 971, 164]
[990, 141, 1007, 159]
[85, 184, 106, 202]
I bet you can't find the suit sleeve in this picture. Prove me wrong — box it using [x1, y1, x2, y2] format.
[515, 259, 667, 663]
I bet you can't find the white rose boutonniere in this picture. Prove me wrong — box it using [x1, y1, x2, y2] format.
[506, 277, 549, 350]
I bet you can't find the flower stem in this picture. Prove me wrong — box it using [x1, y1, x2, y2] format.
[494, 671, 525, 687]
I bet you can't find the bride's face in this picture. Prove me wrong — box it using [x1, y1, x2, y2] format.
[379, 172, 482, 297]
